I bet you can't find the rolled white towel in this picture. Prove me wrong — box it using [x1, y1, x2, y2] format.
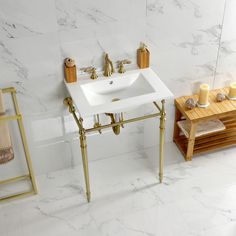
[0, 89, 14, 164]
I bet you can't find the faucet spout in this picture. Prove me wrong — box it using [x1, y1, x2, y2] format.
[103, 53, 114, 77]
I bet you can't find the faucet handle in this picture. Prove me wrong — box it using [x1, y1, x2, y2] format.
[80, 66, 95, 73]
[123, 59, 132, 64]
[117, 59, 132, 73]
[117, 59, 132, 65]
[80, 66, 98, 80]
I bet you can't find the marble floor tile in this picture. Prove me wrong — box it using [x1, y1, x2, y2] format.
[1, 143, 236, 236]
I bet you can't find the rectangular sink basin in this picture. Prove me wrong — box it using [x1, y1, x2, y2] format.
[80, 72, 155, 106]
[65, 68, 173, 117]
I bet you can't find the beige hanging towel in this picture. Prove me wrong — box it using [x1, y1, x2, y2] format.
[0, 89, 14, 164]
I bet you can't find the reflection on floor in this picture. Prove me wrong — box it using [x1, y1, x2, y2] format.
[1, 143, 236, 236]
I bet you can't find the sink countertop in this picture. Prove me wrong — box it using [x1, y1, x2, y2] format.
[65, 68, 173, 117]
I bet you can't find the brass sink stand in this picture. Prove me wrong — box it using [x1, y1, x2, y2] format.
[0, 87, 37, 202]
[64, 97, 166, 202]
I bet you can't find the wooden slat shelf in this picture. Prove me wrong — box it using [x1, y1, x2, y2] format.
[174, 87, 236, 161]
[174, 131, 236, 156]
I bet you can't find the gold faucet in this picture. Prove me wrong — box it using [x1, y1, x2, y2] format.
[103, 53, 114, 77]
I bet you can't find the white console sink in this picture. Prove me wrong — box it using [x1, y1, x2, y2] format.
[65, 68, 173, 117]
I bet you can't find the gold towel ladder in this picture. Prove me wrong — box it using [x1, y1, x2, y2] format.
[0, 87, 37, 202]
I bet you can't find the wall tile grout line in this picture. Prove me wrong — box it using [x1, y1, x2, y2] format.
[213, 0, 227, 89]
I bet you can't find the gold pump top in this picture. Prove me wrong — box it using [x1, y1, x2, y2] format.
[139, 42, 148, 52]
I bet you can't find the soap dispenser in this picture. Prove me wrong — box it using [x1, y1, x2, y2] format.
[137, 42, 150, 69]
[64, 57, 77, 83]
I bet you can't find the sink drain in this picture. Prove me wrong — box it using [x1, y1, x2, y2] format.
[111, 98, 120, 102]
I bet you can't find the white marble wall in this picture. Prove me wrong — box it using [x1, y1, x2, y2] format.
[0, 0, 233, 176]
[213, 0, 236, 88]
[144, 0, 227, 147]
[0, 0, 146, 177]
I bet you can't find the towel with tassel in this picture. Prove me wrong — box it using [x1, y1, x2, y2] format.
[0, 89, 14, 164]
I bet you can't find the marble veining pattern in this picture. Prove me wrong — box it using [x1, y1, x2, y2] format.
[0, 0, 235, 175]
[0, 40, 28, 80]
[213, 0, 236, 88]
[147, 0, 202, 18]
[1, 145, 236, 236]
[0, 0, 57, 40]
[55, 0, 117, 30]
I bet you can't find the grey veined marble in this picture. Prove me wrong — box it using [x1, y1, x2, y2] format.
[1, 144, 236, 236]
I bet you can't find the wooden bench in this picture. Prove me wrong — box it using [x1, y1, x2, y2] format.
[174, 87, 236, 161]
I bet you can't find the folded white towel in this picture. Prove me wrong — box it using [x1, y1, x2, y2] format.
[0, 89, 14, 164]
[177, 119, 225, 138]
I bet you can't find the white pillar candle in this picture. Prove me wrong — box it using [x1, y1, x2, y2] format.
[198, 84, 209, 105]
[228, 82, 236, 98]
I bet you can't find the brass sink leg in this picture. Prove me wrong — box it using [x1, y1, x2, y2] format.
[79, 119, 91, 202]
[159, 99, 166, 183]
[64, 96, 166, 202]
[64, 97, 91, 202]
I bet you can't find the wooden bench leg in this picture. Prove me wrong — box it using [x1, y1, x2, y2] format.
[186, 122, 197, 161]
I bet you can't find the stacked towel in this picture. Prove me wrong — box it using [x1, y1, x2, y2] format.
[0, 89, 14, 164]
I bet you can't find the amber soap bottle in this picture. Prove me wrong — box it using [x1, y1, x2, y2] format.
[137, 43, 150, 69]
[64, 58, 77, 83]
